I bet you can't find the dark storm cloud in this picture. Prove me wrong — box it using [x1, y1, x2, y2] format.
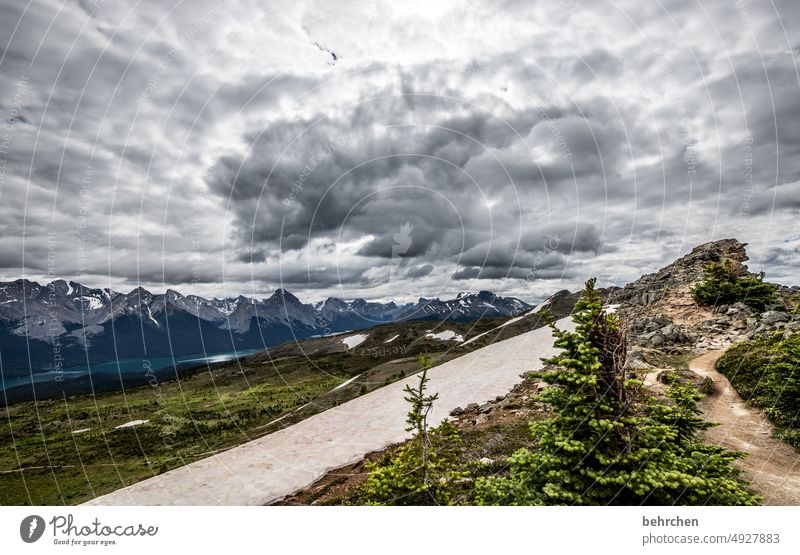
[746, 181, 800, 215]
[357, 227, 438, 259]
[521, 223, 608, 255]
[237, 249, 268, 263]
[762, 244, 799, 266]
[406, 264, 434, 278]
[452, 263, 579, 281]
[1, 0, 799, 300]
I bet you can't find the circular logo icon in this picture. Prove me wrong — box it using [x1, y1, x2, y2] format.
[20, 515, 45, 543]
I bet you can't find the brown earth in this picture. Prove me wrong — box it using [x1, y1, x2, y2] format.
[651, 283, 716, 326]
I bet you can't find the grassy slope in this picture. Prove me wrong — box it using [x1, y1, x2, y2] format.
[716, 331, 800, 451]
[1, 310, 562, 505]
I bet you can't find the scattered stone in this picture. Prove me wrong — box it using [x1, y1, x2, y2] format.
[762, 311, 790, 325]
[648, 334, 665, 347]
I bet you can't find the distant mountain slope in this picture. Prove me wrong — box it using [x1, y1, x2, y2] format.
[83, 315, 576, 506]
[0, 279, 531, 373]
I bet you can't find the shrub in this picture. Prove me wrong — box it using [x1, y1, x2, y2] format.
[359, 354, 464, 505]
[476, 278, 760, 506]
[699, 377, 715, 395]
[691, 260, 777, 310]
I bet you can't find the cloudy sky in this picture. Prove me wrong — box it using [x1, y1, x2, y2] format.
[0, 0, 798, 303]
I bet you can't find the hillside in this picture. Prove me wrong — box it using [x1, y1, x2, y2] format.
[0, 294, 567, 504]
[3, 239, 797, 506]
[279, 239, 800, 506]
[83, 315, 577, 505]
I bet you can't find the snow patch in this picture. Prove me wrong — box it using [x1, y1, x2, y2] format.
[332, 373, 364, 390]
[80, 296, 104, 310]
[462, 298, 552, 346]
[145, 304, 159, 326]
[72, 428, 91, 434]
[384, 334, 399, 343]
[499, 315, 525, 328]
[342, 333, 368, 349]
[425, 330, 464, 342]
[115, 419, 149, 429]
[604, 304, 621, 314]
[461, 330, 489, 346]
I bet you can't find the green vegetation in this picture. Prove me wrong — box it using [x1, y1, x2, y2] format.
[691, 260, 777, 310]
[0, 356, 348, 505]
[351, 279, 760, 506]
[717, 331, 800, 450]
[1, 310, 562, 506]
[359, 354, 463, 505]
[476, 278, 760, 505]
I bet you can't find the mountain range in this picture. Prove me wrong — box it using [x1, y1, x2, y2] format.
[0, 279, 530, 375]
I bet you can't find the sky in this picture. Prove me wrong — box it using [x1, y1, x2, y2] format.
[0, 0, 798, 304]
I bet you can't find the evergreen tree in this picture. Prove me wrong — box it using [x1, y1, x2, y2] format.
[692, 260, 777, 310]
[359, 354, 463, 505]
[403, 353, 438, 489]
[476, 278, 760, 505]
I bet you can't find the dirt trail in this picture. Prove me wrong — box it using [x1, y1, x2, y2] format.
[690, 350, 800, 505]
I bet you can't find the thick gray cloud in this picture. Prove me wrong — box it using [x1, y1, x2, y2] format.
[0, 0, 798, 304]
[406, 264, 434, 278]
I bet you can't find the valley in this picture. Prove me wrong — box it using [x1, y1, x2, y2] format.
[2, 239, 798, 506]
[0, 282, 530, 401]
[0, 298, 569, 505]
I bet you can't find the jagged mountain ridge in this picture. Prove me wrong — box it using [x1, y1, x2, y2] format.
[0, 279, 531, 373]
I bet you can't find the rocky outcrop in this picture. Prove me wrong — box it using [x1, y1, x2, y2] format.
[610, 238, 749, 310]
[610, 239, 797, 356]
[628, 314, 696, 349]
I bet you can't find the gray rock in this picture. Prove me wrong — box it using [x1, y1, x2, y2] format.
[762, 311, 790, 325]
[649, 334, 665, 347]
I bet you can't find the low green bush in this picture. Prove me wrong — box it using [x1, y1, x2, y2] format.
[691, 260, 777, 310]
[716, 332, 800, 449]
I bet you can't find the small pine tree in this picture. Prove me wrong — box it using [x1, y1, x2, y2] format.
[359, 354, 463, 505]
[403, 353, 438, 489]
[691, 260, 777, 310]
[476, 278, 760, 506]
